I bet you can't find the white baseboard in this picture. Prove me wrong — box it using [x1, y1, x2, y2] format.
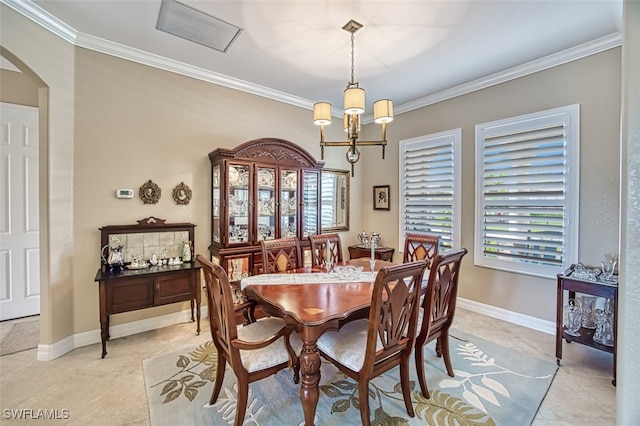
[37, 307, 209, 361]
[36, 299, 553, 361]
[457, 297, 555, 335]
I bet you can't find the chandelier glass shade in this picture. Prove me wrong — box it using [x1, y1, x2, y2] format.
[312, 19, 393, 177]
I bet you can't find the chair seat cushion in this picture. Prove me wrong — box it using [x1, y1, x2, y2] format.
[238, 317, 303, 373]
[316, 319, 382, 372]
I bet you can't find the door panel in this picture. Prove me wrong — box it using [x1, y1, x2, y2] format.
[0, 103, 40, 320]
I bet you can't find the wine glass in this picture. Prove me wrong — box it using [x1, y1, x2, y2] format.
[600, 253, 617, 283]
[563, 298, 582, 337]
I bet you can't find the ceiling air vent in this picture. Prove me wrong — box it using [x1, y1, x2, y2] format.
[156, 0, 242, 53]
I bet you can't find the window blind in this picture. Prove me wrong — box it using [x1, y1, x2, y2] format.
[320, 173, 335, 230]
[475, 105, 579, 276]
[400, 130, 461, 251]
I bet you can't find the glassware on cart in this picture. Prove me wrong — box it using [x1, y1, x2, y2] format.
[600, 253, 618, 283]
[593, 299, 615, 347]
[563, 298, 582, 337]
[577, 295, 597, 329]
[571, 263, 599, 281]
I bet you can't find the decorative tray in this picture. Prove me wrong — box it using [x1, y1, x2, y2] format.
[126, 263, 150, 270]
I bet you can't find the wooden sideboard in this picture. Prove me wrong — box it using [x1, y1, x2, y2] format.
[348, 245, 395, 262]
[94, 217, 201, 358]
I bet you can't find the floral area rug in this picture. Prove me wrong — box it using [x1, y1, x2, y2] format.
[142, 329, 556, 425]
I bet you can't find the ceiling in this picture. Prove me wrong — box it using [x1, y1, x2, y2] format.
[6, 0, 623, 118]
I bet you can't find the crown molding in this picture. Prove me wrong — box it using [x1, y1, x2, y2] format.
[393, 32, 622, 116]
[5, 0, 621, 118]
[74, 32, 314, 110]
[1, 0, 77, 44]
[2, 0, 314, 110]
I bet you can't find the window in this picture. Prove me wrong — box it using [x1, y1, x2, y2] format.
[399, 129, 461, 252]
[320, 172, 335, 229]
[475, 104, 579, 278]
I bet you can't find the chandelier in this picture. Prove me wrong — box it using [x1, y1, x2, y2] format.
[313, 19, 393, 177]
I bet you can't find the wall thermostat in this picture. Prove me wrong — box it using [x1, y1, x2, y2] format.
[116, 188, 135, 199]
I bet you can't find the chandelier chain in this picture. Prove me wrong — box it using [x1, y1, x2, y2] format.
[350, 30, 355, 85]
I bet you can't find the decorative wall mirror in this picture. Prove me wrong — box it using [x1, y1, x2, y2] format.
[321, 169, 350, 232]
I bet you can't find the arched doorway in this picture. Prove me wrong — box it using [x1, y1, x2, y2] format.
[0, 47, 49, 353]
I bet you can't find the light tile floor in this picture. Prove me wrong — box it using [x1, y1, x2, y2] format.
[0, 308, 616, 425]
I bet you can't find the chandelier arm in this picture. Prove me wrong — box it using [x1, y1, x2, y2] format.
[321, 141, 357, 147]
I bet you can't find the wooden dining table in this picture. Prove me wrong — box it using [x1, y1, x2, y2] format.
[241, 258, 394, 426]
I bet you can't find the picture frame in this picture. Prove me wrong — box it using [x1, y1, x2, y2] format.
[373, 185, 390, 210]
[139, 180, 161, 204]
[172, 182, 192, 205]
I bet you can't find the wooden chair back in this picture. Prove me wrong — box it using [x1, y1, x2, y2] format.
[415, 248, 468, 398]
[402, 233, 440, 266]
[197, 254, 243, 369]
[260, 237, 302, 273]
[308, 233, 343, 267]
[364, 260, 428, 373]
[195, 254, 300, 426]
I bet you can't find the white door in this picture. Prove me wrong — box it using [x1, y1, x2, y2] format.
[0, 102, 40, 320]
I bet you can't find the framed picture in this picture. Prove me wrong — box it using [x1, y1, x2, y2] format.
[373, 185, 390, 210]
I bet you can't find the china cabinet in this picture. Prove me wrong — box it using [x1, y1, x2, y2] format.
[556, 264, 617, 385]
[208, 138, 323, 281]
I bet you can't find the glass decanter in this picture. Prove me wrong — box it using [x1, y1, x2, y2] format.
[563, 298, 582, 337]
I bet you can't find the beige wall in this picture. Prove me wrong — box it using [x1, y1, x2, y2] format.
[358, 48, 621, 321]
[0, 69, 38, 106]
[1, 2, 622, 347]
[1, 4, 76, 344]
[71, 47, 344, 330]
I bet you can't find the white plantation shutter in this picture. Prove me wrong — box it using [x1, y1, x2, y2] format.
[320, 173, 334, 230]
[399, 130, 461, 252]
[475, 104, 579, 277]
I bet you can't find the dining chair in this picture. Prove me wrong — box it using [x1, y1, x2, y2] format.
[195, 254, 302, 426]
[316, 260, 429, 425]
[402, 233, 440, 267]
[260, 237, 302, 273]
[414, 248, 468, 398]
[308, 233, 343, 268]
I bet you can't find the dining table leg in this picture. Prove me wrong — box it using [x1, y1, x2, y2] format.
[299, 340, 321, 425]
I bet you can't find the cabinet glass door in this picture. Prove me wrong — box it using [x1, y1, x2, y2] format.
[212, 165, 221, 243]
[280, 169, 298, 238]
[302, 171, 319, 237]
[228, 163, 250, 244]
[256, 166, 276, 241]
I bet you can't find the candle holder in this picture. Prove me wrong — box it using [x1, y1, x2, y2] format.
[325, 243, 333, 272]
[369, 258, 376, 272]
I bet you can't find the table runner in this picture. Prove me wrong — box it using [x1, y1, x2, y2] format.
[240, 271, 378, 289]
